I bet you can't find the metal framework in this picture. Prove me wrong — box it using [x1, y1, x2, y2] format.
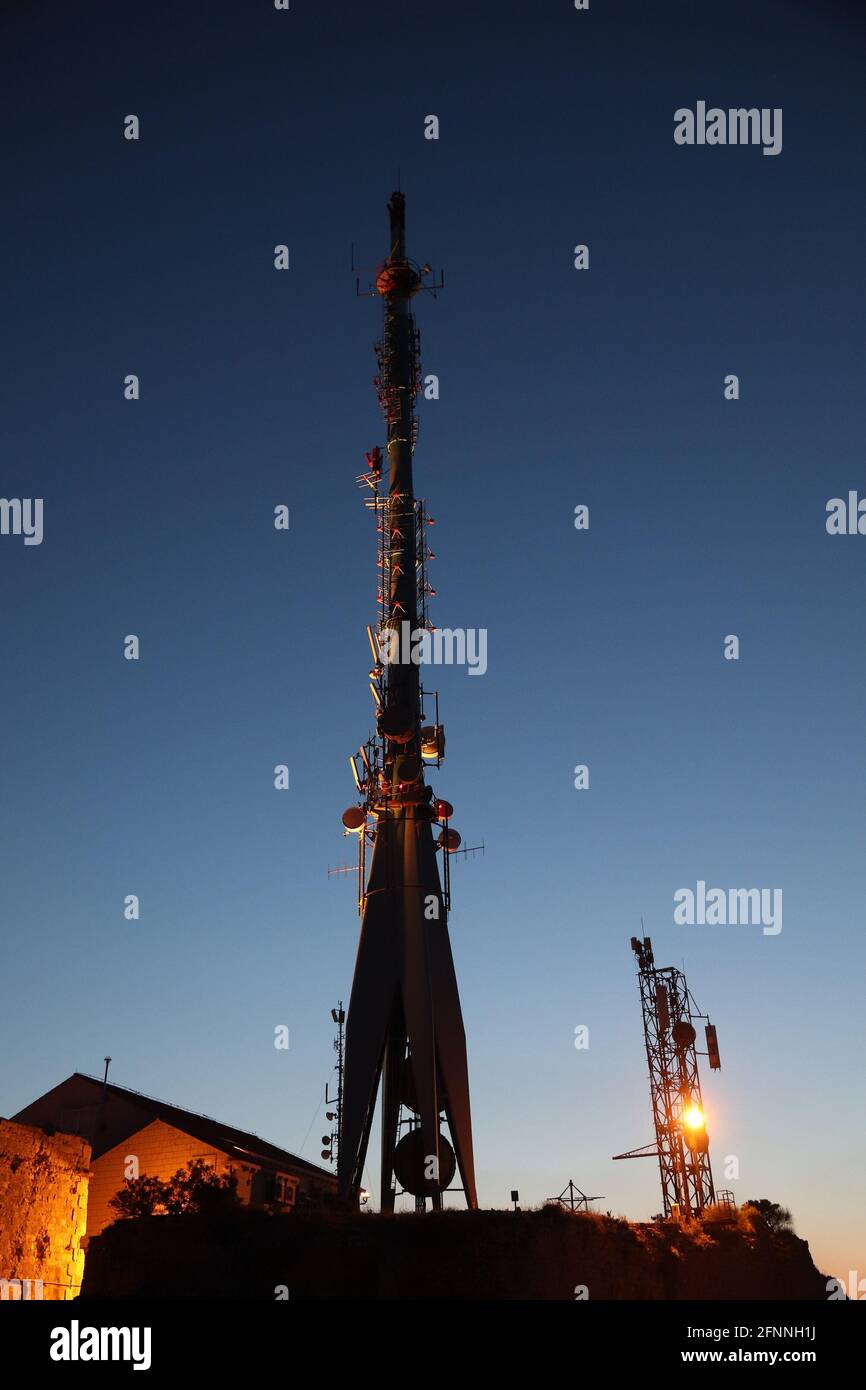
[336, 191, 477, 1212]
[613, 936, 721, 1219]
[546, 1180, 604, 1213]
[321, 1003, 345, 1169]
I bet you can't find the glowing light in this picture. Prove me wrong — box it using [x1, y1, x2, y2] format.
[683, 1104, 705, 1129]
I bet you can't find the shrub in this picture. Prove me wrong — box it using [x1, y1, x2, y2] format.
[109, 1160, 242, 1220]
[741, 1199, 794, 1233]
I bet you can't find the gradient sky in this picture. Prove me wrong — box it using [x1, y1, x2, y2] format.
[2, 0, 864, 1286]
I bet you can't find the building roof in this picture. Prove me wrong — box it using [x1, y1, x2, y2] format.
[67, 1073, 335, 1182]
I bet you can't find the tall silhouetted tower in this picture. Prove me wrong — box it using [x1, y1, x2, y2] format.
[337, 192, 477, 1212]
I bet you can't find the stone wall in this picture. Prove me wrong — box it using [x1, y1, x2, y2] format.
[0, 1119, 90, 1300]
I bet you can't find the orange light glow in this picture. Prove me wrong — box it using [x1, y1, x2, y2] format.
[683, 1105, 705, 1129]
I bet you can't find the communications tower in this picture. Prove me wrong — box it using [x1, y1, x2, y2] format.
[336, 191, 477, 1212]
[613, 936, 721, 1219]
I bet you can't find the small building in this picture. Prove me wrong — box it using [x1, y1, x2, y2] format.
[12, 1073, 337, 1237]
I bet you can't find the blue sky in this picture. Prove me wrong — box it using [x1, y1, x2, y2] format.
[1, 0, 864, 1283]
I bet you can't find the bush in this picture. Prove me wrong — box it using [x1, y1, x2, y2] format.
[109, 1160, 242, 1220]
[741, 1199, 794, 1233]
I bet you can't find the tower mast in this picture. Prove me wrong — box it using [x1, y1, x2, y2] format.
[337, 192, 477, 1212]
[613, 936, 720, 1219]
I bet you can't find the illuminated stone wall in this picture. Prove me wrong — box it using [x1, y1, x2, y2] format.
[0, 1120, 90, 1301]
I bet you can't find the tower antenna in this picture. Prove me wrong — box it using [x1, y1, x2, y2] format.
[321, 1003, 345, 1169]
[337, 191, 477, 1213]
[612, 935, 722, 1220]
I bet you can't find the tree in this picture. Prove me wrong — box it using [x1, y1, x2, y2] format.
[108, 1174, 165, 1219]
[170, 1160, 241, 1216]
[742, 1198, 793, 1233]
[109, 1160, 241, 1220]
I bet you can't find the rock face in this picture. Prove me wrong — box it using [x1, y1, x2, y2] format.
[0, 1120, 91, 1301]
[80, 1205, 829, 1300]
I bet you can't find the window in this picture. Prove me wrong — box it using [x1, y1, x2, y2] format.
[275, 1174, 298, 1208]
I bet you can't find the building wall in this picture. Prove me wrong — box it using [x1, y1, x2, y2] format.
[86, 1118, 261, 1236]
[13, 1077, 336, 1238]
[0, 1120, 90, 1301]
[13, 1075, 155, 1157]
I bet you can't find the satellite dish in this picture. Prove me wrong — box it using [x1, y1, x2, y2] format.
[684, 1128, 710, 1153]
[671, 1021, 696, 1049]
[393, 1129, 456, 1197]
[342, 806, 366, 832]
[420, 726, 445, 761]
[394, 755, 420, 784]
[377, 705, 414, 743]
[436, 828, 461, 853]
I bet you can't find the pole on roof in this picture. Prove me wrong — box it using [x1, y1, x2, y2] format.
[91, 1055, 112, 1146]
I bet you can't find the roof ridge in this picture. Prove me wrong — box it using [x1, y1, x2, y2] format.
[74, 1072, 264, 1139]
[72, 1072, 333, 1177]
